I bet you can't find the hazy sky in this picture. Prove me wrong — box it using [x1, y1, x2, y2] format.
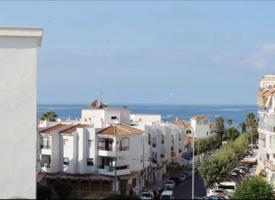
[1, 1, 275, 105]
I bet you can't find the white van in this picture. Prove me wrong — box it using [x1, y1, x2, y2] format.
[217, 182, 236, 195]
[160, 190, 175, 200]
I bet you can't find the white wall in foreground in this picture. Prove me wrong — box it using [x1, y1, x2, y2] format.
[0, 27, 42, 199]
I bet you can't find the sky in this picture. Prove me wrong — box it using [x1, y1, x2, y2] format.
[1, 1, 275, 105]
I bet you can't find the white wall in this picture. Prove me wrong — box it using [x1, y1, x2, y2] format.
[130, 114, 161, 124]
[0, 27, 42, 199]
[81, 108, 130, 128]
[191, 119, 210, 138]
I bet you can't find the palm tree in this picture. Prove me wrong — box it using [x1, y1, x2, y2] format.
[40, 111, 58, 122]
[245, 113, 256, 152]
[239, 122, 246, 133]
[215, 116, 225, 145]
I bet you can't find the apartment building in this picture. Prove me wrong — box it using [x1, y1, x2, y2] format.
[257, 75, 275, 186]
[0, 27, 42, 199]
[38, 104, 211, 195]
[191, 115, 211, 138]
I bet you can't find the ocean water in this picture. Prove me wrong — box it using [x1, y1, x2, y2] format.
[38, 104, 258, 126]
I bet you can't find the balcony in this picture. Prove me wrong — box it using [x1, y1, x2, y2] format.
[98, 165, 130, 176]
[98, 146, 130, 157]
[266, 160, 275, 171]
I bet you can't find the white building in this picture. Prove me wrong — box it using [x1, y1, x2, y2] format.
[257, 75, 275, 186]
[0, 27, 42, 199]
[96, 124, 144, 193]
[130, 113, 161, 124]
[191, 115, 211, 138]
[38, 104, 210, 195]
[81, 106, 130, 127]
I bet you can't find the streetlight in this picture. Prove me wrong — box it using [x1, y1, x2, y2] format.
[192, 132, 195, 199]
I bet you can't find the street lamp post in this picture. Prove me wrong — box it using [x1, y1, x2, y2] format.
[192, 133, 195, 199]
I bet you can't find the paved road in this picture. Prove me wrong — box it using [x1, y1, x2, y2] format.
[174, 173, 206, 199]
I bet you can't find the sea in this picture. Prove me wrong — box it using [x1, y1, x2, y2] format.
[38, 104, 258, 126]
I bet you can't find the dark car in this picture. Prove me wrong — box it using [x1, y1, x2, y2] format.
[169, 177, 180, 186]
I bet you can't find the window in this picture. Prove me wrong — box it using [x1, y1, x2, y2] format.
[179, 149, 182, 153]
[161, 154, 165, 158]
[42, 137, 51, 149]
[63, 157, 69, 165]
[152, 137, 157, 147]
[41, 155, 51, 167]
[63, 139, 69, 147]
[148, 133, 151, 145]
[207, 131, 209, 136]
[161, 134, 164, 144]
[179, 136, 181, 141]
[87, 158, 94, 166]
[111, 116, 118, 120]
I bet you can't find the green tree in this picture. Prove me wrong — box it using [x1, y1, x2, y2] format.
[240, 122, 246, 133]
[199, 133, 249, 187]
[246, 112, 258, 149]
[40, 111, 58, 122]
[215, 116, 225, 145]
[233, 176, 274, 200]
[225, 127, 239, 141]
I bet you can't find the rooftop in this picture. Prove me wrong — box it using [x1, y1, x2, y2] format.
[172, 118, 192, 129]
[97, 124, 143, 136]
[60, 124, 88, 134]
[39, 123, 67, 134]
[0, 27, 43, 45]
[260, 75, 275, 82]
[191, 115, 209, 121]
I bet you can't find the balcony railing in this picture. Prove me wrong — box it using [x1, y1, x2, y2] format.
[98, 146, 129, 151]
[98, 165, 130, 176]
[98, 146, 113, 151]
[266, 160, 275, 171]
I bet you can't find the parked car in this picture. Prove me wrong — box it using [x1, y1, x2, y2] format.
[216, 182, 236, 195]
[206, 189, 229, 199]
[169, 177, 180, 186]
[164, 180, 176, 190]
[160, 190, 175, 200]
[238, 165, 249, 173]
[203, 195, 227, 200]
[179, 174, 188, 182]
[139, 191, 154, 200]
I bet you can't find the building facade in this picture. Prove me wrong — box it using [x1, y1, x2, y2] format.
[38, 103, 212, 195]
[0, 27, 42, 199]
[257, 75, 275, 186]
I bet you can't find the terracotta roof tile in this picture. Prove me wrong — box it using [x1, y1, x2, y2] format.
[39, 124, 67, 134]
[172, 119, 192, 129]
[60, 124, 88, 134]
[191, 115, 209, 121]
[97, 124, 143, 136]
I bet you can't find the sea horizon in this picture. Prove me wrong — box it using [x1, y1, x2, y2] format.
[38, 103, 258, 126]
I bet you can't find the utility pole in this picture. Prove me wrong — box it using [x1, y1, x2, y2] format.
[114, 140, 118, 193]
[192, 132, 195, 199]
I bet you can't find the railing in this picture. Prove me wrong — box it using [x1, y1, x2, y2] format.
[98, 146, 113, 151]
[98, 146, 129, 151]
[100, 165, 129, 171]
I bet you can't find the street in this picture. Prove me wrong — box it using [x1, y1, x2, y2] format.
[174, 173, 206, 199]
